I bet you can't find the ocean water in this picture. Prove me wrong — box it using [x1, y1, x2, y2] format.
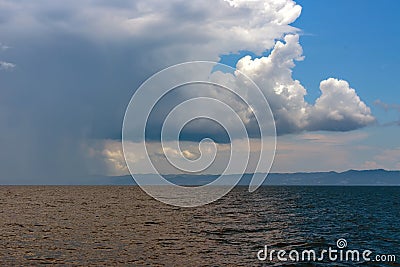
[0, 186, 399, 266]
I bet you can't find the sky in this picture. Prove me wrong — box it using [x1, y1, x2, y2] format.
[0, 0, 399, 183]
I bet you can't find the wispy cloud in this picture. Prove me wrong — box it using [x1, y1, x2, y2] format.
[0, 61, 16, 70]
[273, 131, 370, 172]
[374, 99, 400, 112]
[0, 42, 15, 70]
[0, 43, 10, 51]
[361, 147, 400, 170]
[374, 99, 400, 126]
[298, 132, 368, 145]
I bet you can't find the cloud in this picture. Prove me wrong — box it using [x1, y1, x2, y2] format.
[89, 138, 274, 175]
[0, 0, 376, 179]
[374, 99, 400, 112]
[0, 0, 292, 179]
[361, 161, 384, 170]
[374, 148, 400, 166]
[271, 131, 372, 172]
[0, 42, 15, 70]
[236, 34, 308, 134]
[236, 34, 375, 134]
[308, 78, 375, 131]
[142, 33, 375, 142]
[0, 0, 301, 137]
[96, 130, 381, 175]
[299, 131, 368, 145]
[0, 0, 301, 57]
[358, 148, 400, 171]
[0, 43, 10, 51]
[0, 60, 15, 70]
[373, 99, 400, 126]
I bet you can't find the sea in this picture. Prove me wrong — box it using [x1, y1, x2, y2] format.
[1, 186, 399, 266]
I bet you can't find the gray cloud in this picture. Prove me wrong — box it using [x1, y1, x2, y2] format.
[0, 0, 301, 180]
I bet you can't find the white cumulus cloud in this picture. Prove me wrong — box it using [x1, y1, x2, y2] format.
[308, 78, 375, 131]
[236, 34, 374, 134]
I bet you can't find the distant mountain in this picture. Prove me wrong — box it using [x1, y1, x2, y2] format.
[5, 169, 397, 185]
[258, 169, 400, 185]
[105, 169, 400, 186]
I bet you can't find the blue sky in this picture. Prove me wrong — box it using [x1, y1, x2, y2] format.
[292, 0, 400, 114]
[0, 0, 399, 182]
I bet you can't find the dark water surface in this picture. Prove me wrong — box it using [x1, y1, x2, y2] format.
[1, 186, 399, 266]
